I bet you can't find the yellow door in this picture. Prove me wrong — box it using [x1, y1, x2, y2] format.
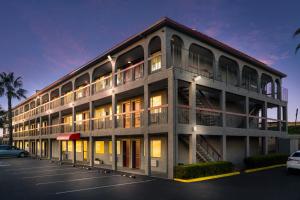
[83, 141, 88, 161]
[133, 100, 141, 127]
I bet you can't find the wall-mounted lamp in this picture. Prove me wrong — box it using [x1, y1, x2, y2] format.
[193, 126, 197, 132]
[193, 75, 202, 82]
[107, 55, 113, 62]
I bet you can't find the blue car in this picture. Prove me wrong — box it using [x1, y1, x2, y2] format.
[0, 145, 28, 158]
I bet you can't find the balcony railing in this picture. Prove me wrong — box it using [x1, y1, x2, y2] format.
[226, 112, 247, 128]
[116, 61, 144, 86]
[62, 123, 73, 133]
[75, 85, 90, 100]
[41, 126, 49, 135]
[149, 105, 168, 125]
[178, 105, 189, 124]
[267, 118, 280, 131]
[196, 108, 222, 126]
[62, 92, 73, 105]
[92, 116, 112, 130]
[249, 115, 264, 130]
[115, 110, 144, 128]
[92, 75, 112, 94]
[50, 97, 61, 109]
[75, 119, 90, 132]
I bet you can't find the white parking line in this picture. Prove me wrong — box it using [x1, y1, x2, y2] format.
[23, 170, 97, 179]
[36, 174, 121, 186]
[55, 179, 155, 195]
[13, 167, 79, 175]
[5, 165, 61, 172]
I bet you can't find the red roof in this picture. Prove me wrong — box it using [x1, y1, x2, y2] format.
[56, 133, 80, 141]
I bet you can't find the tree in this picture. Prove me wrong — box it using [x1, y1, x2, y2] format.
[294, 28, 300, 54]
[0, 105, 5, 129]
[0, 72, 27, 146]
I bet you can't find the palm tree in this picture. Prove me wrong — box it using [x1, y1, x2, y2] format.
[294, 28, 300, 54]
[0, 105, 5, 129]
[0, 72, 27, 146]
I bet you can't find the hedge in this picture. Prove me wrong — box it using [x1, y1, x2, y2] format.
[244, 153, 288, 169]
[174, 161, 234, 179]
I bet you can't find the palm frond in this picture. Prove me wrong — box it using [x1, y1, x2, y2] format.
[294, 28, 300, 37]
[295, 43, 300, 54]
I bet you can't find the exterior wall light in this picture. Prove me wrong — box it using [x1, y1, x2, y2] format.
[193, 75, 202, 82]
[193, 126, 197, 132]
[107, 55, 113, 62]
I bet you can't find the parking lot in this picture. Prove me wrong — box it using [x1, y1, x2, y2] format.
[0, 158, 300, 200]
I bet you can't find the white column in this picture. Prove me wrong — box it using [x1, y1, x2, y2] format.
[189, 134, 196, 164]
[263, 136, 268, 155]
[111, 135, 117, 170]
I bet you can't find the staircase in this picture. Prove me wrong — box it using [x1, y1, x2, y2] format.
[181, 135, 221, 163]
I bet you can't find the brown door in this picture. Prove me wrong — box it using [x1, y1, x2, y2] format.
[132, 100, 141, 127]
[122, 140, 130, 167]
[123, 102, 131, 128]
[132, 140, 141, 169]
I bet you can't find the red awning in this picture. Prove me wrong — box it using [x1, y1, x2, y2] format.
[56, 133, 80, 141]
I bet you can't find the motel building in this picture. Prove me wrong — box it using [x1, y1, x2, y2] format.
[2, 17, 298, 179]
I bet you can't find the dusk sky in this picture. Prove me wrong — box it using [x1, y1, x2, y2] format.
[0, 0, 299, 121]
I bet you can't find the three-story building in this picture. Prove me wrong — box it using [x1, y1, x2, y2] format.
[3, 17, 291, 178]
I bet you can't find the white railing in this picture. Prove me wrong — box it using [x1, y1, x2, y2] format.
[92, 116, 112, 130]
[148, 105, 168, 125]
[115, 110, 144, 128]
[116, 61, 144, 86]
[92, 75, 112, 94]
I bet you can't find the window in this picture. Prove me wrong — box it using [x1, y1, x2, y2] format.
[68, 141, 73, 152]
[292, 152, 300, 157]
[150, 53, 162, 73]
[151, 140, 161, 158]
[76, 113, 83, 125]
[95, 141, 105, 154]
[76, 141, 82, 153]
[150, 95, 162, 113]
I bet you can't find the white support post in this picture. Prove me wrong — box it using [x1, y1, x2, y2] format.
[222, 135, 227, 160]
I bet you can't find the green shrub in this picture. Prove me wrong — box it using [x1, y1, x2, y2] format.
[244, 153, 288, 169]
[174, 161, 234, 179]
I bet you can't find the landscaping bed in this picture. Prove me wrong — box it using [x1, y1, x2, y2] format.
[244, 153, 288, 169]
[174, 161, 234, 179]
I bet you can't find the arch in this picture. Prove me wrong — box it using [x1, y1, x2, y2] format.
[148, 36, 162, 73]
[30, 101, 36, 109]
[189, 43, 214, 78]
[74, 73, 90, 89]
[92, 62, 112, 81]
[218, 56, 239, 86]
[50, 88, 59, 100]
[42, 93, 49, 104]
[148, 36, 161, 56]
[261, 73, 274, 97]
[61, 82, 73, 95]
[171, 35, 184, 67]
[242, 65, 258, 92]
[115, 45, 144, 70]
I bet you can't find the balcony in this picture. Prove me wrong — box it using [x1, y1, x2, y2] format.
[116, 110, 144, 128]
[116, 62, 144, 86]
[75, 119, 90, 132]
[92, 116, 112, 130]
[178, 105, 189, 124]
[75, 85, 90, 100]
[148, 105, 168, 125]
[91, 75, 112, 94]
[196, 108, 222, 127]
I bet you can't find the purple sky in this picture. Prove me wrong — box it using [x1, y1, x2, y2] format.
[0, 0, 299, 121]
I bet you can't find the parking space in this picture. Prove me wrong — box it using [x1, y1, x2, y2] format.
[1, 158, 300, 200]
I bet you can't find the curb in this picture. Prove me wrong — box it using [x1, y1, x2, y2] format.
[174, 171, 240, 183]
[244, 164, 286, 173]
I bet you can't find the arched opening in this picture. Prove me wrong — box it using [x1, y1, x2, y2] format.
[42, 94, 49, 104]
[261, 73, 274, 97]
[171, 35, 183, 68]
[275, 79, 281, 100]
[115, 45, 144, 85]
[50, 88, 60, 109]
[242, 66, 258, 92]
[74, 73, 90, 100]
[218, 56, 239, 86]
[92, 62, 113, 93]
[189, 44, 214, 79]
[148, 36, 162, 73]
[61, 82, 73, 105]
